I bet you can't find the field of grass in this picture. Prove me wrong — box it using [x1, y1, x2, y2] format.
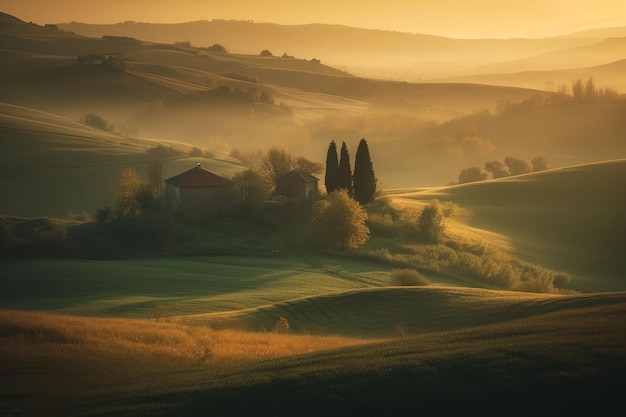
[0, 256, 391, 318]
[2, 289, 624, 416]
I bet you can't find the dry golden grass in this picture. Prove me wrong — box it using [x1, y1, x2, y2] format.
[0, 310, 377, 364]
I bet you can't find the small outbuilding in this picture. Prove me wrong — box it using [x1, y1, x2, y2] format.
[165, 164, 235, 220]
[275, 169, 319, 200]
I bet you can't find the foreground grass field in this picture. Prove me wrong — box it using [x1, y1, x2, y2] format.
[2, 290, 625, 416]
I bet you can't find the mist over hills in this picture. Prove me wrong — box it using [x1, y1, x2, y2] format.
[58, 19, 606, 80]
[1, 10, 626, 211]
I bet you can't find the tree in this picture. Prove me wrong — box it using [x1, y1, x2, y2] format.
[585, 77, 596, 101]
[337, 141, 353, 195]
[531, 156, 549, 172]
[572, 78, 584, 100]
[260, 146, 293, 191]
[504, 156, 531, 176]
[115, 168, 154, 217]
[312, 189, 369, 250]
[419, 201, 445, 242]
[324, 140, 340, 193]
[484, 160, 510, 179]
[295, 156, 323, 176]
[232, 169, 268, 203]
[353, 138, 377, 205]
[458, 167, 487, 184]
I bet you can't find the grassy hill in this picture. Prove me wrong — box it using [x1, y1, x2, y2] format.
[391, 159, 626, 291]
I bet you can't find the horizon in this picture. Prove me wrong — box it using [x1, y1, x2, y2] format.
[1, 0, 626, 39]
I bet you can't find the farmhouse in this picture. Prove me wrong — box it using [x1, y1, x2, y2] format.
[275, 169, 319, 200]
[164, 164, 236, 220]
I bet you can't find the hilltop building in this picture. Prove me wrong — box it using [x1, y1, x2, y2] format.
[275, 169, 319, 200]
[164, 164, 236, 220]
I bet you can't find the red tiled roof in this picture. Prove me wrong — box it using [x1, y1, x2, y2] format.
[165, 164, 234, 188]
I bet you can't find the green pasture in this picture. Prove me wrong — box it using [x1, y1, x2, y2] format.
[0, 256, 393, 318]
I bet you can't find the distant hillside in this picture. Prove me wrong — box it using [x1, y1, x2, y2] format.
[58, 20, 595, 80]
[474, 37, 626, 75]
[428, 58, 626, 92]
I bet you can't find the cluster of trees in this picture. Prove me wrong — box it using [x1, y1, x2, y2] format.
[458, 156, 548, 184]
[567, 78, 618, 101]
[324, 139, 377, 205]
[312, 139, 378, 250]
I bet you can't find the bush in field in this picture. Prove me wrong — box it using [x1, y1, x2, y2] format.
[81, 113, 114, 132]
[390, 269, 431, 286]
[273, 316, 290, 334]
[419, 201, 445, 242]
[312, 189, 369, 250]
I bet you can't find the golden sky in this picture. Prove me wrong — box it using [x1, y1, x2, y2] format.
[1, 0, 625, 38]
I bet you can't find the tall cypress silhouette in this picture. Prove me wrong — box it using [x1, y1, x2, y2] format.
[324, 140, 339, 193]
[353, 138, 377, 204]
[338, 141, 353, 195]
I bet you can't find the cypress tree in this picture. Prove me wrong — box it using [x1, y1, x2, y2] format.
[324, 140, 339, 193]
[337, 141, 353, 195]
[353, 138, 377, 204]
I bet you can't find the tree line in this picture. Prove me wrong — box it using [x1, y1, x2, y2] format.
[458, 156, 549, 184]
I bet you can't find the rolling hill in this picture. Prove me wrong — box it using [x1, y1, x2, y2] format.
[391, 159, 626, 291]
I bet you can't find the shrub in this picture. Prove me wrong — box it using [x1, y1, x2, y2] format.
[273, 316, 290, 334]
[367, 212, 399, 238]
[390, 269, 431, 286]
[312, 190, 369, 250]
[419, 202, 445, 242]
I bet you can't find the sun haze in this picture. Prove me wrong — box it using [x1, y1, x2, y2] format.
[1, 0, 625, 38]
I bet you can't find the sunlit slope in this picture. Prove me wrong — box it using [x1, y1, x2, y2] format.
[0, 104, 244, 216]
[2, 295, 624, 416]
[394, 160, 626, 291]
